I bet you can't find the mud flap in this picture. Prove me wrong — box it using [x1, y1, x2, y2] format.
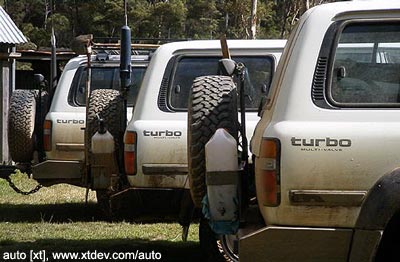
[178, 189, 195, 227]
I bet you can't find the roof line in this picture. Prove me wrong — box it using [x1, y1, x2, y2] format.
[0, 6, 27, 45]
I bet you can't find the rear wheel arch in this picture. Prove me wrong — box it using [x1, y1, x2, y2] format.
[373, 210, 400, 261]
[356, 168, 400, 230]
[355, 168, 400, 261]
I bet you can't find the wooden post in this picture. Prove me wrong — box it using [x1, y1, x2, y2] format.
[0, 44, 11, 163]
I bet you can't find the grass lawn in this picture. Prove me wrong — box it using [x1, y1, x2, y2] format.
[0, 173, 200, 261]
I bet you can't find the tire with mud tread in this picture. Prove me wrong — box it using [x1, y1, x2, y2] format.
[86, 89, 124, 153]
[188, 75, 238, 208]
[188, 75, 239, 261]
[87, 89, 124, 218]
[199, 218, 239, 262]
[8, 90, 49, 163]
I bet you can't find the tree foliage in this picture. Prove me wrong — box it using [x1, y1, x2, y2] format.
[1, 0, 336, 49]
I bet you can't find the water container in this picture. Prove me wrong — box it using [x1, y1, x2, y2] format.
[205, 128, 239, 221]
[91, 130, 115, 154]
[91, 130, 116, 189]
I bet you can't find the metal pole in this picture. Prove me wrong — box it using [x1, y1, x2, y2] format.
[50, 0, 57, 101]
[238, 64, 249, 222]
[84, 43, 92, 187]
[119, 0, 131, 175]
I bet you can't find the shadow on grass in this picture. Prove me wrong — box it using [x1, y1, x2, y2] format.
[0, 203, 187, 224]
[0, 203, 102, 223]
[0, 238, 201, 262]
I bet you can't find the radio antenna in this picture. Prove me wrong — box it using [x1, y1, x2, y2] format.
[124, 0, 128, 26]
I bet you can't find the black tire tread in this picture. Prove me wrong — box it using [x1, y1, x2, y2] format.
[188, 75, 238, 208]
[86, 89, 124, 152]
[8, 90, 37, 163]
[87, 89, 123, 218]
[199, 218, 227, 262]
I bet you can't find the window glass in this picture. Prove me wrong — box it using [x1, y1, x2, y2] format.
[170, 56, 273, 110]
[71, 66, 146, 107]
[331, 22, 400, 105]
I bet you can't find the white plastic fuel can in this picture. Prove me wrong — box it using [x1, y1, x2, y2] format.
[91, 129, 116, 189]
[91, 130, 115, 154]
[205, 128, 239, 221]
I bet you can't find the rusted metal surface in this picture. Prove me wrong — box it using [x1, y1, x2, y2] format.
[220, 35, 231, 59]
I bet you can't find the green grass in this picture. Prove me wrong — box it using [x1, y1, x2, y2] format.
[0, 173, 200, 261]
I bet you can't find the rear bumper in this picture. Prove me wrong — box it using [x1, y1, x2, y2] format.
[239, 226, 381, 262]
[32, 160, 82, 180]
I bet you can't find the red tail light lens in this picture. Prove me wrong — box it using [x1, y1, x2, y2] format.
[124, 131, 137, 175]
[43, 120, 52, 151]
[257, 138, 281, 206]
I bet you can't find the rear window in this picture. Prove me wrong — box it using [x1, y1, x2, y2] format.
[69, 66, 146, 107]
[329, 22, 400, 106]
[168, 56, 274, 111]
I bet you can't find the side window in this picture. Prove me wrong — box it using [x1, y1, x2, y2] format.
[74, 67, 116, 105]
[168, 56, 274, 111]
[69, 66, 147, 107]
[237, 57, 273, 110]
[330, 22, 400, 106]
[170, 57, 219, 110]
[129, 67, 147, 107]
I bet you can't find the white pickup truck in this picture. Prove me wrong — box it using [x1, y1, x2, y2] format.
[187, 1, 400, 261]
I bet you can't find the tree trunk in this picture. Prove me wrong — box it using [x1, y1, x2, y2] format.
[250, 0, 257, 39]
[44, 0, 49, 29]
[305, 0, 310, 10]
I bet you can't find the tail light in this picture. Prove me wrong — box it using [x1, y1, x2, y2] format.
[43, 120, 52, 151]
[257, 138, 281, 206]
[124, 131, 137, 175]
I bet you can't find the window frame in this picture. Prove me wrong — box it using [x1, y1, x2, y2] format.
[68, 64, 147, 107]
[326, 18, 400, 109]
[164, 54, 276, 112]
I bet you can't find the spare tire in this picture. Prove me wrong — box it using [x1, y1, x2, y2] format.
[8, 90, 48, 163]
[188, 75, 239, 262]
[86, 89, 124, 152]
[199, 218, 239, 262]
[86, 89, 124, 216]
[187, 75, 239, 208]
